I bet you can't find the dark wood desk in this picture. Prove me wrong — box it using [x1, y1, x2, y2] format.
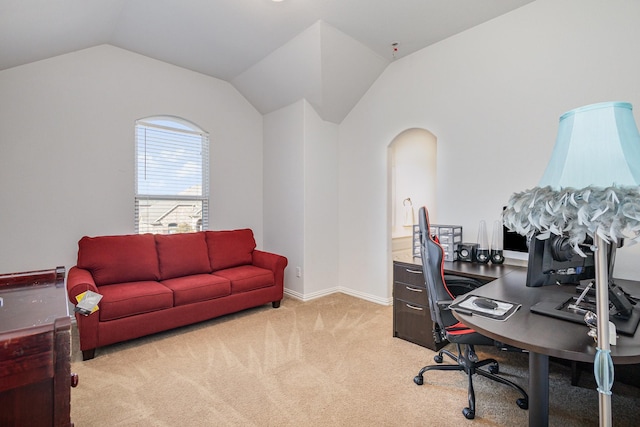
[443, 260, 522, 282]
[453, 268, 640, 426]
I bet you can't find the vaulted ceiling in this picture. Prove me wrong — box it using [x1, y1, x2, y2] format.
[0, 0, 534, 122]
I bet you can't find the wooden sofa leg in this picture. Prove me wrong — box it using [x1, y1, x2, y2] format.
[272, 300, 281, 308]
[82, 349, 96, 361]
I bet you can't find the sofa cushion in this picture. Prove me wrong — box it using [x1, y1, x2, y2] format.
[77, 234, 161, 286]
[205, 229, 256, 271]
[155, 232, 211, 280]
[161, 274, 231, 306]
[98, 281, 173, 322]
[212, 265, 274, 293]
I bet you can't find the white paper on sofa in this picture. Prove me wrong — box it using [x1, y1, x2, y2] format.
[75, 290, 103, 316]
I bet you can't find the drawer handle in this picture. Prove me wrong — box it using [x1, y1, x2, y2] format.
[406, 269, 422, 275]
[405, 286, 423, 293]
[406, 303, 424, 311]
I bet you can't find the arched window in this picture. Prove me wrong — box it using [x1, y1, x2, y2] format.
[135, 116, 209, 234]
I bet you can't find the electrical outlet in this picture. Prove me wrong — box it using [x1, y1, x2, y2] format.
[296, 267, 302, 277]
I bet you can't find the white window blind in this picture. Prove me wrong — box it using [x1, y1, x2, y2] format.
[135, 117, 209, 234]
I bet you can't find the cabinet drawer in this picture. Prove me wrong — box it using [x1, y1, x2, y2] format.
[393, 263, 424, 286]
[393, 299, 445, 351]
[393, 282, 428, 306]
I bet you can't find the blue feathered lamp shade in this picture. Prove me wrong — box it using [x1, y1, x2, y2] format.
[503, 102, 640, 249]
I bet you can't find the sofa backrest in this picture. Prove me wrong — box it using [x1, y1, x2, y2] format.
[205, 229, 256, 271]
[77, 234, 161, 286]
[77, 229, 258, 284]
[155, 232, 211, 280]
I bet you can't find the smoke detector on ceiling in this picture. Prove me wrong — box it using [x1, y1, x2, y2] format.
[391, 42, 399, 58]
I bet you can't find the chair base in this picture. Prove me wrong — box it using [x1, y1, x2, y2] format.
[414, 344, 528, 420]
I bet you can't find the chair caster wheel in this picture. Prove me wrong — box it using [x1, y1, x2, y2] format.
[516, 398, 528, 410]
[462, 407, 475, 419]
[434, 355, 443, 363]
[489, 364, 499, 374]
[413, 375, 424, 386]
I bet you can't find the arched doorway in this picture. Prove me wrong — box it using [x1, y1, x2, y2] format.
[388, 128, 437, 264]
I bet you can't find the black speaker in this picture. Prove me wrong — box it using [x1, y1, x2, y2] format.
[457, 243, 478, 262]
[476, 249, 490, 264]
[490, 249, 505, 264]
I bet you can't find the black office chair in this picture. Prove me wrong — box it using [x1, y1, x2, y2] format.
[413, 206, 528, 419]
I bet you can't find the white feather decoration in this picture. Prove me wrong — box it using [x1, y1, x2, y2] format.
[503, 185, 640, 249]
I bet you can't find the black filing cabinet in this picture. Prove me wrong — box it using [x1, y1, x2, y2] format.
[393, 260, 447, 351]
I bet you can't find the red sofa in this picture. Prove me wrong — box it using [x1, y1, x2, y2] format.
[67, 229, 287, 360]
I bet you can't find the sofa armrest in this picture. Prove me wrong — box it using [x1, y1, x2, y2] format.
[252, 250, 288, 288]
[67, 266, 100, 304]
[67, 266, 101, 357]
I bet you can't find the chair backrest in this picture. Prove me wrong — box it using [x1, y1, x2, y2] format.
[418, 206, 475, 338]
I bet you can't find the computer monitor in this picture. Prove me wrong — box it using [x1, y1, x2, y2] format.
[502, 207, 530, 261]
[503, 226, 529, 260]
[526, 233, 595, 287]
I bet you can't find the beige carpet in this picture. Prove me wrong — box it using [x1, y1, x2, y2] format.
[70, 293, 640, 426]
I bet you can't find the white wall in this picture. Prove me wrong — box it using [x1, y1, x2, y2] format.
[3, 0, 639, 303]
[0, 45, 264, 273]
[338, 0, 640, 301]
[263, 101, 306, 296]
[263, 100, 339, 300]
[303, 101, 339, 298]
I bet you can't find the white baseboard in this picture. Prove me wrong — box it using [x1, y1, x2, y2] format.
[284, 286, 392, 306]
[338, 287, 392, 306]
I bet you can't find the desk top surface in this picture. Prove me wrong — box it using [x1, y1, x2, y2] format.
[0, 268, 69, 335]
[393, 258, 640, 363]
[454, 269, 640, 364]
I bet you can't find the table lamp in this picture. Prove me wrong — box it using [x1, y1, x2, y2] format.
[503, 101, 640, 427]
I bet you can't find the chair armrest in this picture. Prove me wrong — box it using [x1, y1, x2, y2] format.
[436, 300, 452, 311]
